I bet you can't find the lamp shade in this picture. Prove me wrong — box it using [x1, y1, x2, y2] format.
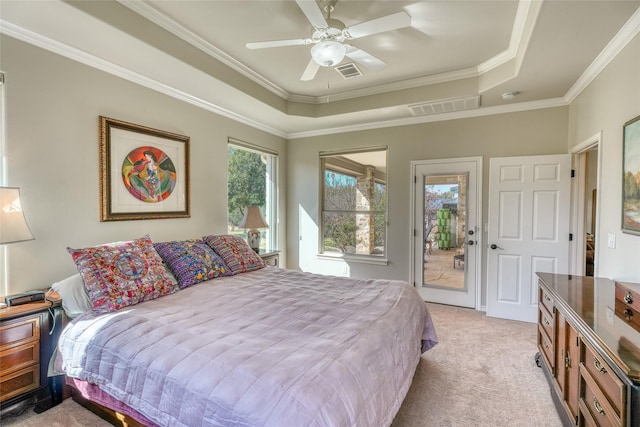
[238, 206, 268, 229]
[311, 40, 346, 67]
[0, 187, 35, 244]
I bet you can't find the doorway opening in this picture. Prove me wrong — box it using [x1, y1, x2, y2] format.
[570, 132, 601, 277]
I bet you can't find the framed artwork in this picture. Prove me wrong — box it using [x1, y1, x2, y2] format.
[622, 114, 640, 235]
[99, 116, 190, 221]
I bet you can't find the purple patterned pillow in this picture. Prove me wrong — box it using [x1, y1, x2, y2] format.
[67, 235, 177, 314]
[202, 235, 265, 275]
[154, 239, 231, 288]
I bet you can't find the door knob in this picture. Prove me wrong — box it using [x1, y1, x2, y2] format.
[490, 244, 503, 250]
[467, 240, 475, 245]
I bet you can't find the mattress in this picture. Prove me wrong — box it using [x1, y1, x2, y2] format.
[58, 267, 437, 426]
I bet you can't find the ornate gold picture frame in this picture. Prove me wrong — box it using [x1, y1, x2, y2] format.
[99, 116, 190, 221]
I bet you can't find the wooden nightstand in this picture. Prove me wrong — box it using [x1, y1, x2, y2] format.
[259, 250, 280, 267]
[0, 298, 64, 417]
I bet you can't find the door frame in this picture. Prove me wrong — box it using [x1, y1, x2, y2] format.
[570, 131, 602, 276]
[409, 156, 483, 310]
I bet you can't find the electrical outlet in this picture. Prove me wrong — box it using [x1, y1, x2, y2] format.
[607, 233, 616, 248]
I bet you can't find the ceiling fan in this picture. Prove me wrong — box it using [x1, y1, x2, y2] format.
[246, 0, 411, 81]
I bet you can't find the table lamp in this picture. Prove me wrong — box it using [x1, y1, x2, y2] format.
[0, 187, 34, 245]
[238, 206, 268, 252]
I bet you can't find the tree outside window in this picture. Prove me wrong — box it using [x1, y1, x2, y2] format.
[227, 142, 277, 251]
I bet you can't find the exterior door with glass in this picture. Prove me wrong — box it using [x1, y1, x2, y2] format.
[411, 157, 482, 308]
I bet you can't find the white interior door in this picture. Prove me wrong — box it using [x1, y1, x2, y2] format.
[411, 157, 482, 308]
[486, 154, 571, 322]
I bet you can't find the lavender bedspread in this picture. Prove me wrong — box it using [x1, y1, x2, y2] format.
[58, 267, 437, 427]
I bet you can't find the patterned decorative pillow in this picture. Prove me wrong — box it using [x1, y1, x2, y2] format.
[202, 235, 265, 275]
[67, 235, 177, 314]
[153, 239, 232, 288]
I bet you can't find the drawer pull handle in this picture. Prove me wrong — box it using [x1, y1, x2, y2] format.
[624, 291, 634, 304]
[593, 397, 606, 416]
[624, 309, 633, 322]
[594, 357, 607, 374]
[543, 316, 551, 326]
[565, 354, 571, 369]
[544, 294, 552, 303]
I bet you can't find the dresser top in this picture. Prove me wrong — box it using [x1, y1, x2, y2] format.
[537, 273, 640, 381]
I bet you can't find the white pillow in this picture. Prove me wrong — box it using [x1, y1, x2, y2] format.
[50, 274, 93, 318]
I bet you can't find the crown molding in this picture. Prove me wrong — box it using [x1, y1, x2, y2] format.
[287, 97, 568, 139]
[0, 20, 288, 139]
[118, 0, 535, 106]
[565, 6, 640, 103]
[117, 0, 290, 100]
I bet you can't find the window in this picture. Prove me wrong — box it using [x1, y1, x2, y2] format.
[320, 148, 387, 257]
[227, 139, 278, 251]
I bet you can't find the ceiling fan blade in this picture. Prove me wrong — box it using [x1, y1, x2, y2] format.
[301, 59, 320, 81]
[246, 38, 311, 49]
[346, 11, 411, 39]
[295, 0, 328, 29]
[345, 45, 386, 69]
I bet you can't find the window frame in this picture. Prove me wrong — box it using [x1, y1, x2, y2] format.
[227, 138, 278, 252]
[319, 147, 388, 264]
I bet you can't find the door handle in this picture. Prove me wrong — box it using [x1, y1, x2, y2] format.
[490, 244, 503, 250]
[467, 240, 475, 246]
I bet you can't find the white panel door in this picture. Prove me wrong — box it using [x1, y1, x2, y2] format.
[487, 154, 571, 322]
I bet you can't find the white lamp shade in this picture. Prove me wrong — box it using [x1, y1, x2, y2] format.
[0, 187, 35, 244]
[311, 41, 346, 67]
[238, 206, 268, 229]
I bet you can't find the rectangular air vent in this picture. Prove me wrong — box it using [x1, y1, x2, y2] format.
[335, 63, 363, 79]
[408, 95, 481, 116]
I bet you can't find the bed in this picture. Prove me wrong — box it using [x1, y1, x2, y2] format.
[53, 235, 437, 427]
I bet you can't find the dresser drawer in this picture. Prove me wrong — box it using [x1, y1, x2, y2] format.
[581, 342, 625, 422]
[615, 281, 640, 313]
[0, 341, 39, 375]
[538, 324, 554, 370]
[539, 304, 553, 341]
[579, 398, 599, 427]
[580, 367, 621, 427]
[540, 285, 554, 314]
[0, 316, 40, 349]
[0, 365, 40, 402]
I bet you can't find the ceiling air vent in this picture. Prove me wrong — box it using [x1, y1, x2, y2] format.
[335, 63, 363, 79]
[408, 95, 481, 116]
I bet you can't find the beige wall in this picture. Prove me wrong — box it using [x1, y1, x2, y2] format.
[287, 108, 569, 304]
[568, 33, 640, 282]
[0, 36, 287, 294]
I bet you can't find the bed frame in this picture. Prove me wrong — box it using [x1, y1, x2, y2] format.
[70, 387, 146, 427]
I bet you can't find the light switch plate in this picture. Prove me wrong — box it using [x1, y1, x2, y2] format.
[607, 233, 616, 248]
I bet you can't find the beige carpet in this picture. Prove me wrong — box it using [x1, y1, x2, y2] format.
[2, 303, 561, 427]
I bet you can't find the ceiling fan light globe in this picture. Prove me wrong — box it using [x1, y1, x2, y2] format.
[311, 41, 346, 67]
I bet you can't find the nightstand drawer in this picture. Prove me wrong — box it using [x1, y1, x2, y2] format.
[0, 316, 40, 349]
[0, 341, 40, 374]
[0, 365, 40, 402]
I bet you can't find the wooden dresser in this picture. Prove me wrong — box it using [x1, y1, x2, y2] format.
[536, 273, 640, 427]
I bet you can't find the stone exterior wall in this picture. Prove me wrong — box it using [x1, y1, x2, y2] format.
[356, 166, 375, 254]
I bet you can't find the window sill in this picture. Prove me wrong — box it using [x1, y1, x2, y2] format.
[316, 253, 389, 266]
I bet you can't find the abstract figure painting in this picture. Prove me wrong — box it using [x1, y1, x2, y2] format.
[99, 116, 190, 221]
